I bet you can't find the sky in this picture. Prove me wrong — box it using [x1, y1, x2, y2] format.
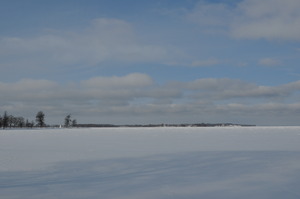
[1, 0, 300, 126]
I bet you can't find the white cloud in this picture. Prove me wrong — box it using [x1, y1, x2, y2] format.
[258, 58, 281, 66]
[184, 78, 300, 101]
[232, 0, 300, 40]
[0, 79, 58, 92]
[0, 18, 176, 74]
[81, 73, 153, 89]
[187, 0, 300, 41]
[0, 79, 59, 101]
[186, 78, 253, 91]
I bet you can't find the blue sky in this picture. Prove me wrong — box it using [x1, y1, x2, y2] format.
[1, 0, 300, 125]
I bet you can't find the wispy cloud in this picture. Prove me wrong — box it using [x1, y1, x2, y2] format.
[258, 58, 281, 67]
[0, 18, 177, 74]
[191, 58, 219, 67]
[165, 58, 219, 67]
[186, 2, 233, 27]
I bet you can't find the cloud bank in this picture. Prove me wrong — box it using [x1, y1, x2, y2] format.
[1, 74, 300, 125]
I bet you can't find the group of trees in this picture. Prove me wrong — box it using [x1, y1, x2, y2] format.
[0, 111, 34, 129]
[1, 111, 76, 129]
[0, 111, 45, 129]
[64, 114, 77, 128]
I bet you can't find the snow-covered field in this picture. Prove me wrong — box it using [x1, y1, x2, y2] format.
[1, 127, 300, 199]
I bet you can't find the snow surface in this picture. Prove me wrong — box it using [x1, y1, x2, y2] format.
[1, 127, 300, 198]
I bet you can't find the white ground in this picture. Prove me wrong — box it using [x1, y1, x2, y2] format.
[1, 127, 300, 198]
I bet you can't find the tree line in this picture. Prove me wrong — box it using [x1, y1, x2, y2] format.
[0, 111, 76, 129]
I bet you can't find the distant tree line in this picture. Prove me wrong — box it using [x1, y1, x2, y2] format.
[0, 111, 77, 129]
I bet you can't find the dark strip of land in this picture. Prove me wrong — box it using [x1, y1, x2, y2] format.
[74, 123, 255, 128]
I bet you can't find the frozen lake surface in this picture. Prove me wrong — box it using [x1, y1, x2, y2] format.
[1, 127, 300, 198]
